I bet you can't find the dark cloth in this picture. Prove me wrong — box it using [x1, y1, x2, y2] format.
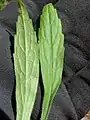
[0, 0, 90, 120]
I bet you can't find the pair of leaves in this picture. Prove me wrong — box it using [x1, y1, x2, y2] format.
[14, 0, 64, 120]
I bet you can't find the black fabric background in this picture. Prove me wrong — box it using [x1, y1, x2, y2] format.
[0, 0, 90, 120]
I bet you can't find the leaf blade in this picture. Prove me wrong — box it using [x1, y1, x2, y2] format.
[14, 1, 39, 120]
[39, 3, 64, 120]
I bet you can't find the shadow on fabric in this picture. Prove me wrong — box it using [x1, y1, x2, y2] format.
[0, 109, 11, 120]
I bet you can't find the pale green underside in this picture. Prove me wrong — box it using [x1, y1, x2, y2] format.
[14, 1, 39, 120]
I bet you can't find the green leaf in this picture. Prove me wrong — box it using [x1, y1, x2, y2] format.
[13, 1, 39, 120]
[39, 3, 64, 120]
[0, 0, 4, 10]
[0, 0, 11, 10]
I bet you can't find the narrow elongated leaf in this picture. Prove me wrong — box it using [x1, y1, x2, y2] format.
[14, 1, 39, 120]
[39, 3, 64, 120]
